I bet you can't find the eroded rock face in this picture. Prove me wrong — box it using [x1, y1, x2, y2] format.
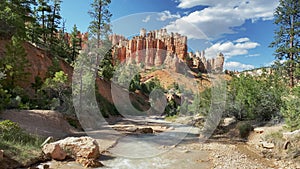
[110, 29, 224, 73]
[189, 51, 225, 73]
[110, 29, 187, 72]
[42, 137, 101, 167]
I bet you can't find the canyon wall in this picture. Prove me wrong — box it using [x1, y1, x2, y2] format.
[110, 28, 224, 73]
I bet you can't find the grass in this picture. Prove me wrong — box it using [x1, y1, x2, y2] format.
[165, 115, 178, 122]
[0, 120, 44, 166]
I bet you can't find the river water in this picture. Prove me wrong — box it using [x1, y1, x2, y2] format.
[36, 117, 211, 169]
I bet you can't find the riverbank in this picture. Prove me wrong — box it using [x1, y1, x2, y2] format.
[1, 110, 299, 169]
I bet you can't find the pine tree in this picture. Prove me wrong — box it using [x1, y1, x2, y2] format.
[70, 24, 81, 61]
[0, 36, 30, 87]
[88, 0, 113, 80]
[48, 0, 62, 45]
[37, 0, 51, 43]
[0, 0, 36, 39]
[88, 0, 112, 47]
[270, 0, 300, 87]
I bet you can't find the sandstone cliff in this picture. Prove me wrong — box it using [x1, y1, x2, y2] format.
[110, 29, 224, 73]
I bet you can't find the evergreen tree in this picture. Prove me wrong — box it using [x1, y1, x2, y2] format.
[47, 0, 62, 45]
[88, 0, 113, 79]
[0, 0, 36, 39]
[88, 0, 112, 47]
[70, 24, 81, 61]
[37, 0, 51, 44]
[270, 0, 300, 87]
[0, 36, 30, 87]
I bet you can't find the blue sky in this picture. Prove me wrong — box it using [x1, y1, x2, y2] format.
[61, 0, 279, 71]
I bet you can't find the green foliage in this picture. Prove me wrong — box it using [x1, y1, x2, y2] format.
[70, 24, 81, 61]
[31, 76, 43, 93]
[0, 72, 10, 110]
[0, 36, 30, 87]
[42, 71, 72, 112]
[237, 121, 253, 139]
[96, 92, 120, 118]
[226, 74, 286, 121]
[0, 120, 43, 146]
[198, 89, 212, 116]
[0, 120, 43, 164]
[47, 57, 61, 77]
[0, 0, 36, 39]
[129, 74, 141, 92]
[141, 77, 164, 95]
[88, 0, 112, 41]
[113, 63, 141, 91]
[270, 0, 300, 87]
[98, 49, 115, 81]
[281, 86, 300, 131]
[164, 99, 178, 117]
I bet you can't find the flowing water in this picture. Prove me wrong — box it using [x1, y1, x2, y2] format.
[36, 117, 211, 169]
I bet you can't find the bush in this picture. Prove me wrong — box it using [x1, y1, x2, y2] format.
[141, 77, 164, 95]
[281, 86, 300, 131]
[0, 120, 43, 146]
[237, 121, 253, 139]
[226, 74, 285, 121]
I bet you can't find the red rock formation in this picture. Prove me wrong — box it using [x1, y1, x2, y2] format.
[110, 29, 188, 72]
[189, 51, 225, 73]
[110, 29, 224, 73]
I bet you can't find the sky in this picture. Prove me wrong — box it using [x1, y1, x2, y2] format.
[61, 0, 280, 71]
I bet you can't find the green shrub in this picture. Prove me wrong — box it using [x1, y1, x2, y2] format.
[281, 86, 300, 131]
[141, 77, 164, 94]
[226, 74, 285, 121]
[237, 121, 253, 139]
[0, 120, 43, 146]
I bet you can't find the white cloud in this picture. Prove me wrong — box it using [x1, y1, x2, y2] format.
[246, 53, 260, 57]
[176, 0, 220, 8]
[142, 15, 151, 23]
[157, 11, 180, 21]
[204, 38, 260, 59]
[167, 0, 279, 39]
[235, 37, 250, 43]
[224, 61, 255, 71]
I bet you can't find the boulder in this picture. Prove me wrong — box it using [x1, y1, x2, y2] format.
[56, 137, 100, 159]
[0, 150, 3, 161]
[42, 137, 101, 167]
[42, 143, 66, 161]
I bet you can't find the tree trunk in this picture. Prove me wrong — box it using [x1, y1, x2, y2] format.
[289, 14, 295, 87]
